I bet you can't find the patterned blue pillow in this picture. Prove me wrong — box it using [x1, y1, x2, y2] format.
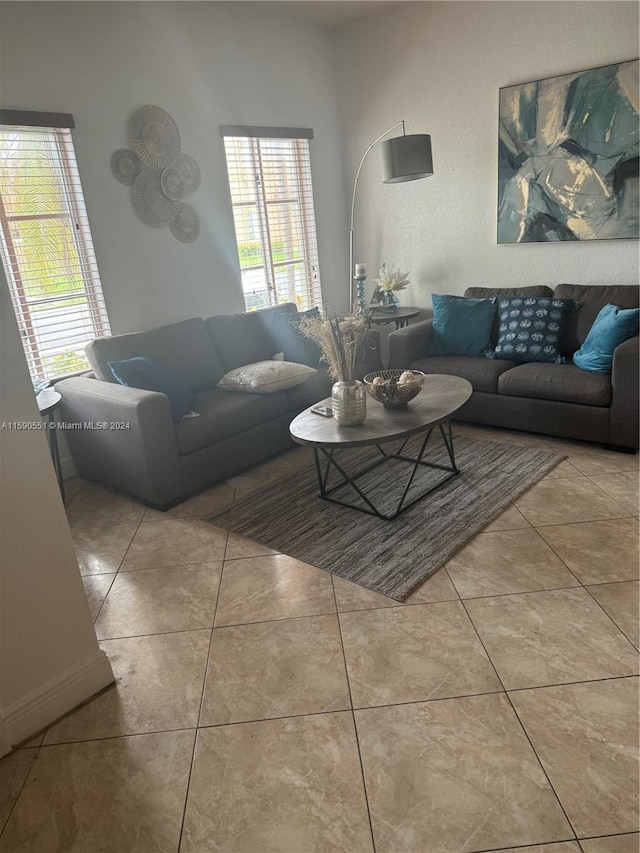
[488, 297, 580, 363]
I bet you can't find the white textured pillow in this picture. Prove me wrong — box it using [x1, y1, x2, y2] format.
[218, 360, 317, 394]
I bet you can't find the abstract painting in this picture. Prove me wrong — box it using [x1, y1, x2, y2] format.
[498, 60, 639, 243]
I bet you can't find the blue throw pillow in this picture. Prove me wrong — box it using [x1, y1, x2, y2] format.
[573, 303, 639, 374]
[488, 296, 580, 363]
[108, 356, 196, 422]
[427, 294, 497, 356]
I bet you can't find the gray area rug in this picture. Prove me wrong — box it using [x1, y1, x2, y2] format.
[208, 436, 564, 601]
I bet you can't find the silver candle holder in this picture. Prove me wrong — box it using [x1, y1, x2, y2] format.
[353, 264, 367, 315]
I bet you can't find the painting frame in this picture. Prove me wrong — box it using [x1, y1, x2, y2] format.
[497, 59, 639, 244]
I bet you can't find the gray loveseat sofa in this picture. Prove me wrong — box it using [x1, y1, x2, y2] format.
[388, 283, 639, 450]
[56, 303, 381, 508]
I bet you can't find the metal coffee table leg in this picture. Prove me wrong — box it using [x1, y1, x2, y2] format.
[312, 420, 459, 520]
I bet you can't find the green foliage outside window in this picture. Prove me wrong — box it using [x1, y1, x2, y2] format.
[43, 350, 87, 376]
[0, 134, 84, 301]
[238, 240, 294, 268]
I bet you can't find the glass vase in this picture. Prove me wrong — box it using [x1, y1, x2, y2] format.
[331, 380, 366, 426]
[379, 290, 399, 313]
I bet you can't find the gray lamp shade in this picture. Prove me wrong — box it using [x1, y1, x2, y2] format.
[383, 134, 433, 183]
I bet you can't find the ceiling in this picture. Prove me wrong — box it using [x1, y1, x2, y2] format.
[241, 1, 403, 28]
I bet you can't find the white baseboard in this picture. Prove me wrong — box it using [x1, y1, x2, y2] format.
[2, 650, 114, 747]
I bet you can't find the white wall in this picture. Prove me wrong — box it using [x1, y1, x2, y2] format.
[0, 1, 350, 332]
[333, 1, 639, 309]
[0, 266, 113, 750]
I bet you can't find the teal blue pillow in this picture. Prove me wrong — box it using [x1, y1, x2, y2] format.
[573, 303, 639, 374]
[109, 355, 196, 422]
[427, 294, 496, 356]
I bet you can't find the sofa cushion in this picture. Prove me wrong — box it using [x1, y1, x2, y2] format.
[206, 312, 275, 372]
[490, 296, 579, 363]
[87, 318, 225, 393]
[411, 355, 518, 394]
[284, 365, 333, 411]
[554, 283, 640, 353]
[175, 388, 289, 455]
[573, 304, 640, 374]
[218, 360, 317, 394]
[427, 294, 497, 356]
[108, 356, 196, 422]
[498, 362, 611, 406]
[269, 307, 323, 367]
[205, 303, 299, 373]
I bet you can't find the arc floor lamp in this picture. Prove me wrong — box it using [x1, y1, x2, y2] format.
[349, 121, 433, 307]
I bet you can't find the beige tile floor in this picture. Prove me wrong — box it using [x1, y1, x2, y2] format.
[1, 424, 639, 852]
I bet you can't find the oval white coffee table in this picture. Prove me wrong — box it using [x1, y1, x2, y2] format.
[289, 374, 472, 520]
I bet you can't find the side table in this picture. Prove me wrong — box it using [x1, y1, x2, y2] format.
[369, 307, 420, 330]
[37, 388, 65, 502]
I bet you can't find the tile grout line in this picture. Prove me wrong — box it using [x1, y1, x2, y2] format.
[583, 473, 637, 515]
[532, 522, 640, 652]
[506, 673, 639, 695]
[110, 555, 228, 573]
[0, 749, 40, 841]
[334, 578, 627, 616]
[505, 689, 585, 846]
[85, 507, 145, 625]
[530, 513, 635, 530]
[25, 726, 199, 750]
[89, 573, 118, 628]
[528, 526, 590, 591]
[580, 584, 640, 653]
[476, 838, 590, 852]
[96, 625, 219, 643]
[577, 830, 640, 843]
[458, 595, 582, 845]
[175, 522, 229, 852]
[533, 519, 639, 594]
[444, 835, 583, 853]
[29, 673, 640, 748]
[331, 574, 378, 853]
[443, 564, 462, 600]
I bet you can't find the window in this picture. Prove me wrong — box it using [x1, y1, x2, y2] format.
[0, 111, 110, 381]
[221, 126, 322, 312]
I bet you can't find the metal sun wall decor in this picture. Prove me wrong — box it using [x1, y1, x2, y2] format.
[111, 105, 201, 243]
[498, 59, 639, 244]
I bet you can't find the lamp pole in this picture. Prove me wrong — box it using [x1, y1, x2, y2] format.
[349, 121, 405, 310]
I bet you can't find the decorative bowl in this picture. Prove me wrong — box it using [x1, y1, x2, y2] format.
[363, 369, 425, 408]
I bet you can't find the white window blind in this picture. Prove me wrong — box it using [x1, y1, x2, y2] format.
[0, 121, 110, 381]
[221, 127, 322, 312]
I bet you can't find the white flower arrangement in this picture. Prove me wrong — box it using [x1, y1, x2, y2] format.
[300, 308, 371, 382]
[373, 263, 410, 293]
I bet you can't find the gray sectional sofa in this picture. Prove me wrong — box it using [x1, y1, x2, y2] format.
[56, 303, 381, 508]
[388, 283, 639, 450]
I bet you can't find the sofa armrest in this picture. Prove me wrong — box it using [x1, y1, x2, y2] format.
[54, 376, 183, 506]
[608, 335, 639, 449]
[388, 320, 433, 369]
